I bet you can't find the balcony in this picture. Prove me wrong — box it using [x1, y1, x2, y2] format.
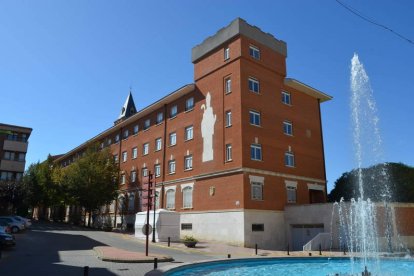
[0, 160, 25, 172]
[3, 140, 28, 152]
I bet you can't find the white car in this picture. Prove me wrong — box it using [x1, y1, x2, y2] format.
[0, 217, 25, 233]
[13, 216, 32, 228]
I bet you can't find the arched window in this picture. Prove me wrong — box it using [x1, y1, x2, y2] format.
[128, 193, 135, 211]
[166, 189, 175, 209]
[155, 191, 160, 210]
[182, 187, 193, 209]
[118, 195, 126, 213]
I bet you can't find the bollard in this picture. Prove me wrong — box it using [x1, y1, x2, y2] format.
[83, 266, 89, 276]
[319, 243, 322, 255]
[154, 258, 158, 269]
[343, 244, 346, 256]
[228, 254, 231, 258]
[168, 237, 170, 247]
[287, 243, 290, 256]
[255, 244, 258, 255]
[309, 252, 312, 256]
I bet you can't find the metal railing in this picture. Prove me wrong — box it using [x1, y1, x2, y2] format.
[303, 232, 331, 251]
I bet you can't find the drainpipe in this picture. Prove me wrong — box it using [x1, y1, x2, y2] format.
[317, 99, 328, 201]
[114, 127, 123, 227]
[161, 104, 167, 208]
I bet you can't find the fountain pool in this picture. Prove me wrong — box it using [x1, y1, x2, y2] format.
[163, 258, 414, 276]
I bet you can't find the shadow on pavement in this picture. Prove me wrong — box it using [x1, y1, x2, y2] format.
[0, 225, 117, 276]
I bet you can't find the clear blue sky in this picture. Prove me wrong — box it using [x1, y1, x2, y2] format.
[1, 1, 413, 192]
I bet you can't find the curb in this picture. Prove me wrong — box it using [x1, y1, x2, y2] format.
[93, 246, 174, 263]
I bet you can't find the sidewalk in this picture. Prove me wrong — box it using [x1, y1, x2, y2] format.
[96, 231, 347, 263]
[94, 246, 173, 263]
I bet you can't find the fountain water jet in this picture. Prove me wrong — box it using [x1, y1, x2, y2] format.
[334, 53, 396, 275]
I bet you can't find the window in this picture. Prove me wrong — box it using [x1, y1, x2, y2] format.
[287, 186, 297, 203]
[166, 189, 175, 209]
[184, 155, 193, 170]
[252, 224, 264, 231]
[285, 151, 295, 167]
[128, 194, 135, 211]
[225, 111, 232, 127]
[251, 182, 263, 200]
[4, 152, 14, 160]
[1, 171, 13, 181]
[130, 170, 137, 182]
[168, 160, 176, 174]
[154, 164, 161, 178]
[120, 174, 126, 185]
[282, 91, 291, 105]
[156, 112, 163, 124]
[122, 151, 127, 162]
[185, 125, 193, 141]
[248, 78, 260, 93]
[249, 45, 260, 59]
[169, 132, 177, 146]
[185, 97, 194, 111]
[225, 77, 231, 94]
[249, 110, 261, 126]
[225, 144, 232, 161]
[113, 154, 119, 163]
[251, 144, 262, 161]
[170, 105, 178, 118]
[115, 134, 120, 143]
[155, 191, 160, 209]
[182, 186, 193, 208]
[224, 47, 230, 60]
[155, 138, 162, 151]
[142, 167, 148, 177]
[283, 121, 293, 136]
[144, 119, 150, 130]
[100, 142, 104, 149]
[16, 173, 22, 181]
[181, 223, 193, 230]
[132, 147, 138, 159]
[143, 143, 149, 155]
[107, 138, 112, 145]
[133, 124, 139, 135]
[123, 129, 129, 139]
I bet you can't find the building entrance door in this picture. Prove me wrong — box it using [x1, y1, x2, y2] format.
[291, 224, 324, 251]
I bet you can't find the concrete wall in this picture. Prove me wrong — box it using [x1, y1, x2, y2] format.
[180, 209, 286, 250]
[243, 209, 286, 250]
[180, 210, 245, 246]
[285, 203, 414, 251]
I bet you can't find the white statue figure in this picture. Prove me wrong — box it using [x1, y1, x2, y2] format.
[201, 92, 217, 162]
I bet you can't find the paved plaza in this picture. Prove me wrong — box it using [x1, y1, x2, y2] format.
[0, 221, 346, 276]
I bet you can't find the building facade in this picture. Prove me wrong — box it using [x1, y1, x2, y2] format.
[55, 18, 332, 249]
[0, 123, 32, 182]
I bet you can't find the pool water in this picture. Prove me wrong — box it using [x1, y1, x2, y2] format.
[165, 258, 414, 276]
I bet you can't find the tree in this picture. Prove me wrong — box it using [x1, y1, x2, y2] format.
[63, 145, 119, 226]
[328, 162, 414, 202]
[22, 156, 66, 219]
[0, 179, 25, 215]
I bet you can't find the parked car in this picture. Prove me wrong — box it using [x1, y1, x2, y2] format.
[0, 220, 12, 234]
[0, 217, 25, 233]
[12, 216, 32, 228]
[0, 232, 16, 247]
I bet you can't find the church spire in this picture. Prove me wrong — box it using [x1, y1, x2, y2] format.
[114, 90, 137, 125]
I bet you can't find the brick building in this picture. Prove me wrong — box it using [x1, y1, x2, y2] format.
[0, 123, 32, 181]
[55, 18, 332, 249]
